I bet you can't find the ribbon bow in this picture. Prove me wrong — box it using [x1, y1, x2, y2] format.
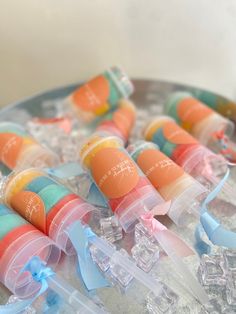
[140, 211, 194, 257]
[23, 256, 55, 283]
[0, 257, 55, 314]
[140, 211, 167, 232]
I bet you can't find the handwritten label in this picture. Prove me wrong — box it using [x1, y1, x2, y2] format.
[137, 149, 184, 189]
[0, 133, 23, 168]
[113, 107, 135, 138]
[10, 191, 46, 233]
[163, 121, 198, 145]
[177, 97, 212, 125]
[91, 147, 139, 199]
[72, 75, 109, 112]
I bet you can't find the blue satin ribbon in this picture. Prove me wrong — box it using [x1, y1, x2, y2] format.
[87, 183, 108, 208]
[43, 288, 62, 314]
[0, 257, 55, 314]
[45, 162, 84, 179]
[194, 224, 211, 256]
[195, 169, 236, 255]
[76, 262, 98, 299]
[68, 221, 109, 291]
[45, 163, 108, 207]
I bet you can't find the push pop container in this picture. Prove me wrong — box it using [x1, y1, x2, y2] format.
[0, 122, 59, 171]
[80, 133, 164, 232]
[127, 141, 207, 226]
[80, 134, 209, 305]
[65, 66, 134, 123]
[0, 203, 107, 313]
[3, 168, 96, 255]
[2, 167, 182, 305]
[96, 99, 136, 144]
[0, 203, 60, 299]
[143, 116, 234, 197]
[164, 92, 235, 150]
[193, 89, 236, 123]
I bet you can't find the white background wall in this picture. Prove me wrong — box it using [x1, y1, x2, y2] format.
[1, 0, 236, 107]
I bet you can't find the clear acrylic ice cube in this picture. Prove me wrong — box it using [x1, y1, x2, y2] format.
[135, 222, 156, 244]
[109, 249, 134, 291]
[100, 216, 123, 243]
[200, 301, 222, 314]
[174, 306, 190, 314]
[221, 307, 236, 314]
[223, 250, 236, 271]
[204, 284, 225, 301]
[201, 293, 227, 314]
[89, 241, 115, 273]
[131, 237, 160, 272]
[226, 271, 236, 306]
[146, 282, 179, 314]
[198, 255, 226, 286]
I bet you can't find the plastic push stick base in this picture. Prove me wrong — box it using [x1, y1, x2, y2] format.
[152, 229, 208, 304]
[90, 225, 208, 304]
[1, 256, 106, 314]
[86, 227, 164, 297]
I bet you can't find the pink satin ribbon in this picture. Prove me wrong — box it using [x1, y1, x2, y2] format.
[140, 211, 167, 232]
[201, 156, 214, 177]
[140, 211, 194, 257]
[32, 117, 72, 134]
[140, 210, 208, 304]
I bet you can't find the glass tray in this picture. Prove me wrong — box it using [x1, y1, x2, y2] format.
[0, 79, 235, 313]
[0, 79, 235, 121]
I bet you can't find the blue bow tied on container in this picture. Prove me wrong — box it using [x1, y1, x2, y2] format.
[0, 256, 56, 314]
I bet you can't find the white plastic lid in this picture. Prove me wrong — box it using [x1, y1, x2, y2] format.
[4, 167, 45, 205]
[80, 134, 123, 169]
[107, 66, 134, 98]
[96, 124, 126, 144]
[143, 115, 175, 140]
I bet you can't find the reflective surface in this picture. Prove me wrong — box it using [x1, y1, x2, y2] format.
[0, 79, 235, 313]
[1, 79, 235, 121]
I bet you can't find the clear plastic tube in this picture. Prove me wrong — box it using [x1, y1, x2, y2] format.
[0, 122, 59, 171]
[163, 92, 235, 150]
[143, 116, 235, 201]
[80, 134, 208, 305]
[127, 141, 207, 226]
[65, 66, 134, 123]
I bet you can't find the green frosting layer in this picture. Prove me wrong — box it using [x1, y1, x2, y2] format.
[0, 213, 27, 239]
